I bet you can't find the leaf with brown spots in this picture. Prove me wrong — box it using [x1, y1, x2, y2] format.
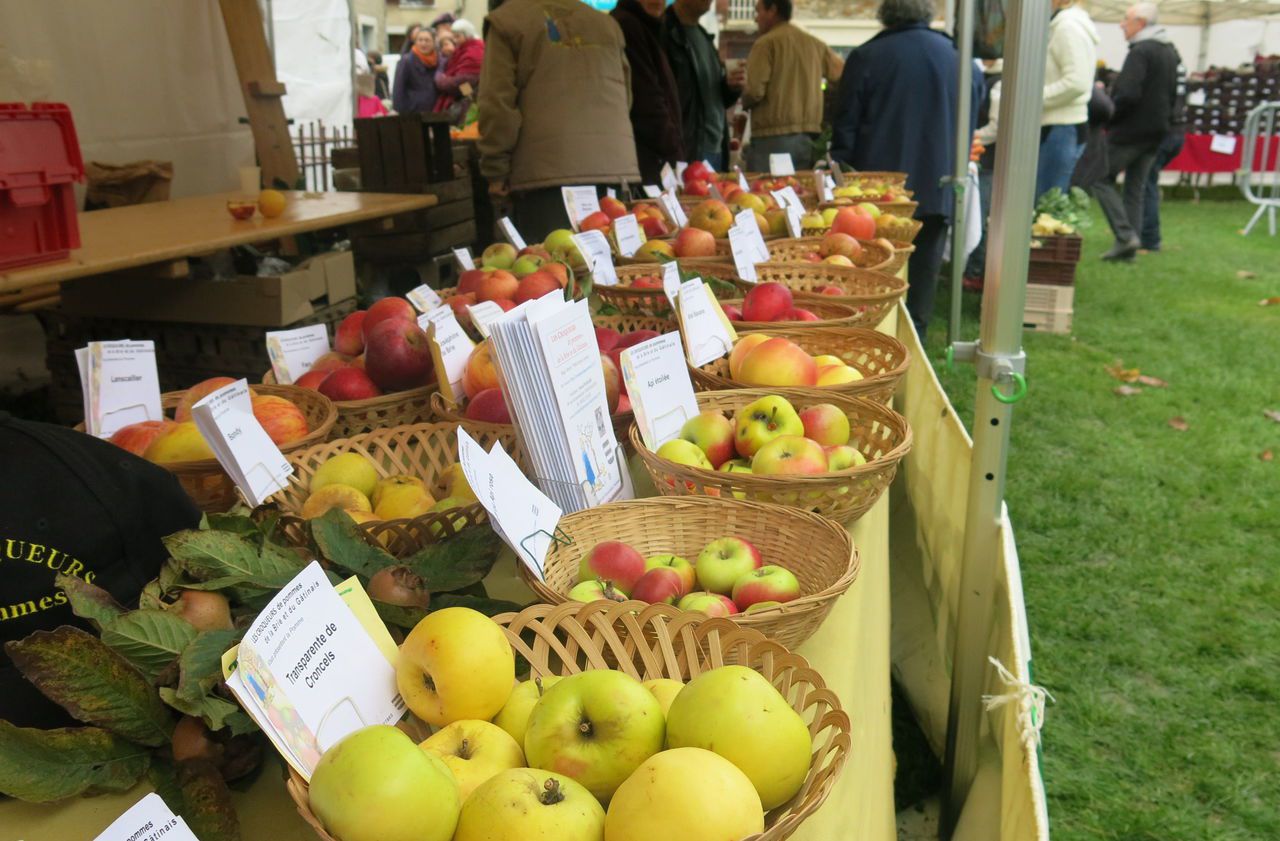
[1105, 361, 1141, 382]
[1114, 385, 1143, 397]
[1259, 297, 1280, 307]
[1137, 375, 1168, 388]
[1168, 417, 1189, 431]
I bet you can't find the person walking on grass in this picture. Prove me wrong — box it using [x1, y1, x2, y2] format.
[1091, 2, 1180, 262]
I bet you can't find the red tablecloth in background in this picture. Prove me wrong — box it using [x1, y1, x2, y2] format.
[1167, 133, 1280, 174]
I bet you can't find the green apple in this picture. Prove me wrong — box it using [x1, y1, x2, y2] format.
[678, 410, 735, 468]
[543, 228, 576, 255]
[664, 664, 812, 809]
[856, 201, 882, 219]
[455, 768, 604, 841]
[744, 600, 783, 614]
[511, 254, 545, 278]
[733, 395, 803, 459]
[482, 242, 518, 270]
[567, 579, 627, 603]
[821, 207, 840, 225]
[309, 725, 460, 841]
[824, 444, 866, 471]
[644, 553, 696, 593]
[493, 676, 563, 746]
[696, 537, 763, 594]
[524, 670, 665, 801]
[677, 591, 739, 617]
[656, 438, 713, 470]
[419, 719, 525, 802]
[604, 748, 764, 841]
[717, 458, 753, 474]
[801, 212, 825, 229]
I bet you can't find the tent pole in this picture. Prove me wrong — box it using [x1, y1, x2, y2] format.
[939, 0, 1050, 834]
[947, 0, 976, 345]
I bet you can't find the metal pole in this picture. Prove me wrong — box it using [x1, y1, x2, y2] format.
[940, 0, 1050, 834]
[947, 0, 976, 345]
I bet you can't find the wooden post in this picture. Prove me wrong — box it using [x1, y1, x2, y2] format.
[218, 0, 300, 189]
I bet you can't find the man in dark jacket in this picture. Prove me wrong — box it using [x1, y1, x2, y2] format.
[1092, 2, 1180, 262]
[830, 0, 983, 338]
[661, 0, 743, 170]
[614, 0, 685, 184]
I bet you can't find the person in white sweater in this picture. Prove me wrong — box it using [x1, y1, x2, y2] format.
[1037, 0, 1099, 200]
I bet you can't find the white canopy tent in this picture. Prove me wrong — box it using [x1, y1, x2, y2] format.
[1083, 0, 1280, 70]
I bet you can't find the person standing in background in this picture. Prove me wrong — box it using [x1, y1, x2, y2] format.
[437, 33, 457, 63]
[393, 27, 440, 114]
[1038, 0, 1099, 200]
[830, 0, 982, 338]
[401, 23, 422, 54]
[1140, 46, 1187, 252]
[1091, 2, 1179, 261]
[434, 19, 484, 122]
[741, 0, 843, 172]
[661, 0, 742, 170]
[432, 13, 457, 39]
[478, 0, 640, 242]
[368, 50, 391, 101]
[964, 60, 1001, 292]
[614, 0, 685, 184]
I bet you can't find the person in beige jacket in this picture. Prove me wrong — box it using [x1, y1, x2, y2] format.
[478, 0, 641, 242]
[741, 0, 843, 171]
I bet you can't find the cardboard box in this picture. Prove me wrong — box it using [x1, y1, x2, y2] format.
[61, 251, 356, 327]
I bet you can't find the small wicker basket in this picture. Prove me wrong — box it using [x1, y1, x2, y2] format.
[688, 325, 910, 405]
[80, 385, 337, 512]
[632, 388, 911, 523]
[820, 198, 918, 218]
[719, 298, 863, 330]
[521, 496, 858, 649]
[262, 369, 437, 440]
[883, 239, 915, 274]
[270, 421, 521, 556]
[593, 264, 736, 317]
[284, 600, 851, 841]
[692, 262, 907, 329]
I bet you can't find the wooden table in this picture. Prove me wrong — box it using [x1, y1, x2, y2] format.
[0, 190, 438, 297]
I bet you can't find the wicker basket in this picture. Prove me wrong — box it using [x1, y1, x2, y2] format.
[632, 388, 911, 523]
[262, 369, 437, 439]
[521, 496, 857, 649]
[884, 240, 915, 274]
[689, 326, 910, 405]
[720, 298, 863, 330]
[668, 236, 894, 274]
[270, 421, 521, 556]
[594, 264, 736, 317]
[692, 262, 907, 329]
[801, 216, 924, 246]
[820, 198, 918, 218]
[79, 385, 337, 513]
[284, 600, 851, 841]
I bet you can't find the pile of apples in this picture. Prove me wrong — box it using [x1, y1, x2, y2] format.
[107, 377, 310, 463]
[832, 181, 900, 202]
[727, 329, 864, 387]
[450, 242, 571, 322]
[578, 195, 671, 240]
[308, 606, 813, 841]
[800, 203, 880, 240]
[290, 297, 434, 401]
[724, 281, 819, 323]
[654, 394, 867, 479]
[295, 451, 476, 532]
[570, 536, 799, 615]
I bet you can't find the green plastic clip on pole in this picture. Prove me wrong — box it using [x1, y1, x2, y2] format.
[991, 371, 1027, 404]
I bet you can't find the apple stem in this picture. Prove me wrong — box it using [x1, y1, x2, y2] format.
[457, 738, 471, 759]
[535, 676, 544, 696]
[540, 777, 566, 805]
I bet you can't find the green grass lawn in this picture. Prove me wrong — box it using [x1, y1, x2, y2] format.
[924, 197, 1280, 840]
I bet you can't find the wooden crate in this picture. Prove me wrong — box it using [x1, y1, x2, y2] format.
[352, 220, 478, 263]
[1027, 234, 1082, 286]
[1023, 308, 1073, 334]
[1022, 283, 1074, 334]
[353, 113, 454, 191]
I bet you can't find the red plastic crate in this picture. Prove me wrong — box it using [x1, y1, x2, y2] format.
[0, 102, 85, 272]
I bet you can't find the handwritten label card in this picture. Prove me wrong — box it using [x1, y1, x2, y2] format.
[266, 324, 331, 386]
[498, 216, 527, 250]
[420, 307, 476, 403]
[734, 208, 770, 262]
[82, 340, 164, 437]
[784, 205, 804, 238]
[190, 379, 292, 507]
[659, 189, 689, 228]
[678, 279, 736, 366]
[735, 166, 750, 192]
[453, 247, 475, 270]
[561, 186, 602, 231]
[466, 300, 507, 339]
[620, 332, 699, 450]
[728, 226, 759, 282]
[93, 794, 198, 841]
[769, 153, 796, 176]
[613, 214, 645, 257]
[571, 230, 618, 287]
[407, 284, 443, 312]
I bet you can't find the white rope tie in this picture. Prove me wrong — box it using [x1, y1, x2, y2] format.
[982, 656, 1055, 745]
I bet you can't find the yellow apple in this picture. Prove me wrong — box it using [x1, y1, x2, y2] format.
[143, 422, 214, 463]
[816, 364, 865, 385]
[823, 254, 854, 267]
[812, 354, 844, 368]
[309, 725, 460, 841]
[442, 463, 478, 503]
[454, 768, 604, 841]
[821, 207, 840, 225]
[311, 452, 379, 498]
[300, 484, 372, 519]
[397, 607, 515, 727]
[493, 675, 563, 745]
[373, 476, 436, 520]
[728, 333, 772, 380]
[420, 719, 525, 802]
[664, 664, 812, 809]
[642, 678, 684, 717]
[604, 747, 763, 841]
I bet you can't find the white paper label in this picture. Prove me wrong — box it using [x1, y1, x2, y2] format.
[83, 340, 164, 437]
[660, 163, 679, 192]
[1210, 133, 1237, 155]
[642, 184, 662, 198]
[420, 308, 475, 397]
[613, 214, 645, 258]
[571, 230, 618, 287]
[708, 179, 724, 200]
[769, 153, 796, 176]
[659, 189, 688, 228]
[735, 166, 750, 191]
[406, 284, 443, 312]
[824, 174, 837, 201]
[784, 205, 804, 238]
[466, 300, 507, 339]
[93, 794, 199, 841]
[190, 379, 292, 507]
[498, 216, 527, 250]
[675, 161, 689, 183]
[561, 186, 602, 231]
[678, 280, 735, 366]
[607, 187, 617, 199]
[619, 332, 699, 450]
[727, 225, 759, 283]
[734, 208, 770, 262]
[266, 324, 331, 386]
[772, 186, 804, 213]
[452, 247, 475, 270]
[662, 262, 682, 311]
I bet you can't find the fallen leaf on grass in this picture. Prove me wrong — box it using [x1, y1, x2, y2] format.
[1105, 361, 1141, 382]
[1260, 297, 1280, 307]
[1137, 374, 1168, 388]
[1237, 270, 1258, 279]
[1261, 450, 1274, 463]
[1265, 410, 1280, 424]
[1114, 385, 1143, 397]
[1168, 417, 1189, 431]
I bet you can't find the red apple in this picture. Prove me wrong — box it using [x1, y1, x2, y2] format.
[673, 227, 716, 258]
[751, 435, 828, 475]
[462, 342, 501, 399]
[742, 282, 793, 322]
[473, 270, 519, 303]
[732, 565, 801, 611]
[580, 210, 611, 233]
[578, 541, 647, 594]
[493, 298, 516, 312]
[819, 232, 863, 260]
[723, 304, 743, 321]
[818, 284, 846, 296]
[630, 567, 687, 605]
[684, 161, 713, 184]
[599, 196, 628, 220]
[448, 292, 477, 326]
[639, 214, 670, 238]
[363, 319, 434, 392]
[676, 591, 739, 617]
[617, 329, 661, 350]
[318, 367, 382, 401]
[831, 207, 876, 240]
[311, 352, 352, 375]
[595, 327, 622, 353]
[457, 268, 488, 297]
[643, 554, 696, 594]
[109, 420, 177, 457]
[514, 270, 564, 305]
[798, 403, 851, 447]
[630, 276, 664, 290]
[334, 311, 367, 356]
[683, 178, 710, 197]
[737, 337, 818, 387]
[786, 308, 821, 321]
[362, 297, 415, 339]
[464, 387, 512, 424]
[678, 410, 735, 468]
[541, 261, 571, 289]
[250, 394, 309, 445]
[293, 369, 331, 390]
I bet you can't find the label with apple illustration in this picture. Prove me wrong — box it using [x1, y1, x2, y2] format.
[419, 307, 475, 403]
[93, 794, 199, 841]
[612, 214, 645, 258]
[561, 186, 602, 232]
[266, 324, 331, 386]
[78, 340, 164, 438]
[406, 284, 443, 313]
